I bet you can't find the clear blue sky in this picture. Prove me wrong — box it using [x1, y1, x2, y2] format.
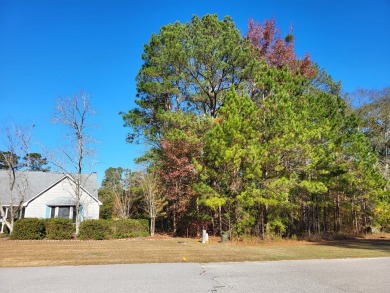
[1, 0, 389, 184]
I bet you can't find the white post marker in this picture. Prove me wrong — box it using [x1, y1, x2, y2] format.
[202, 229, 209, 243]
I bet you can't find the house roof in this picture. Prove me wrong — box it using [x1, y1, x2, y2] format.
[0, 171, 98, 204]
[46, 196, 77, 206]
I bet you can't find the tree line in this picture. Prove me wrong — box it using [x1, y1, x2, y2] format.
[2, 14, 388, 239]
[118, 14, 389, 238]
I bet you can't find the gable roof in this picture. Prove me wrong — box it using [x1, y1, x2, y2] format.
[0, 171, 98, 204]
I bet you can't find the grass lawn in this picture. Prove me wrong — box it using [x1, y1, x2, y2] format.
[0, 234, 389, 267]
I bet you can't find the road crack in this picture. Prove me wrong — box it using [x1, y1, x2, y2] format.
[200, 264, 226, 292]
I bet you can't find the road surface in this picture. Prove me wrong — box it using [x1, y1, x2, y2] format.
[1, 258, 389, 292]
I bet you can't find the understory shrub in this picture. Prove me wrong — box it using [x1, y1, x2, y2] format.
[11, 218, 46, 240]
[110, 219, 149, 238]
[99, 201, 113, 220]
[46, 218, 75, 240]
[79, 219, 110, 240]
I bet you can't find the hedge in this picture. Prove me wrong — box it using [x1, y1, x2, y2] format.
[110, 219, 149, 238]
[11, 218, 46, 240]
[46, 218, 75, 240]
[79, 219, 111, 240]
[9, 218, 150, 240]
[78, 219, 149, 240]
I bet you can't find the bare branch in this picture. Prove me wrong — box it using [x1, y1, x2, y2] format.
[50, 91, 97, 236]
[0, 123, 33, 233]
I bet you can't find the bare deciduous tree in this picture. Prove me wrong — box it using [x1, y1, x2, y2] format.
[50, 91, 96, 236]
[137, 169, 166, 236]
[0, 124, 33, 233]
[106, 168, 139, 219]
[100, 167, 143, 219]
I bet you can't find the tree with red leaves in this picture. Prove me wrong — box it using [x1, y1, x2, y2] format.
[158, 138, 202, 235]
[247, 18, 316, 78]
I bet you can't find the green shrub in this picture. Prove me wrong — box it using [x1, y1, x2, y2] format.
[79, 219, 110, 240]
[110, 218, 149, 239]
[99, 201, 113, 220]
[46, 218, 75, 240]
[11, 218, 46, 240]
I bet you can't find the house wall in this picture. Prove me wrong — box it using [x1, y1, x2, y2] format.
[24, 177, 99, 220]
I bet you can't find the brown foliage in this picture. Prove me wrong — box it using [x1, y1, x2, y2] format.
[247, 18, 317, 78]
[159, 139, 199, 210]
[158, 138, 202, 234]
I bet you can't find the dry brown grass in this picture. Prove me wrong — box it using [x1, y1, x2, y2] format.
[1, 234, 389, 267]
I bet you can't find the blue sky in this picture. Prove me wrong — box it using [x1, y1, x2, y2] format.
[1, 0, 389, 184]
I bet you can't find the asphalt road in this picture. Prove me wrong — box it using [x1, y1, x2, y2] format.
[1, 258, 389, 292]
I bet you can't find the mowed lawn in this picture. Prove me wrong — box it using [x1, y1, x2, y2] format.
[0, 235, 389, 267]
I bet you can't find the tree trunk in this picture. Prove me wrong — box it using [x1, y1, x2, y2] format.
[172, 207, 177, 235]
[196, 197, 200, 237]
[335, 193, 341, 233]
[218, 204, 222, 235]
[75, 203, 80, 237]
[75, 178, 81, 237]
[150, 217, 155, 236]
[261, 207, 265, 237]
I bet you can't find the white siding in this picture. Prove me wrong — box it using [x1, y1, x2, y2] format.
[24, 177, 100, 219]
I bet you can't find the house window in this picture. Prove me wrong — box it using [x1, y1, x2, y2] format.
[50, 206, 77, 223]
[58, 207, 70, 218]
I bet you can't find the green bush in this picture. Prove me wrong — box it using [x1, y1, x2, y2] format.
[11, 218, 46, 240]
[99, 201, 113, 220]
[110, 218, 149, 239]
[46, 218, 75, 240]
[79, 219, 110, 240]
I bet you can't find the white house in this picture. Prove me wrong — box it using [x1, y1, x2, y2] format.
[0, 171, 101, 232]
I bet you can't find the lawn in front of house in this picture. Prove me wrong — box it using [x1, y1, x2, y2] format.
[0, 234, 389, 267]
